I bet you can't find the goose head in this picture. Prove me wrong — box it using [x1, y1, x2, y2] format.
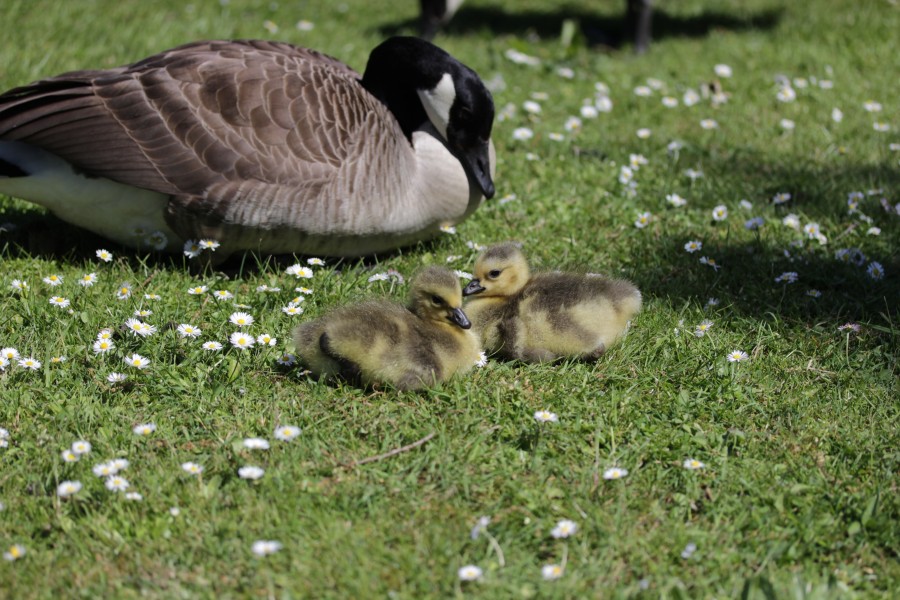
[361, 37, 495, 199]
[463, 242, 530, 298]
[409, 266, 471, 329]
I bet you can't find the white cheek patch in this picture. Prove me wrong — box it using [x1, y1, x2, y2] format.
[417, 72, 455, 140]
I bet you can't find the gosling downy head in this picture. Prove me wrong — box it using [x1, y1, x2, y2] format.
[463, 241, 530, 298]
[408, 266, 471, 330]
[0, 37, 495, 261]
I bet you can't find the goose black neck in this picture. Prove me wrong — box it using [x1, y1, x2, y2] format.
[361, 37, 451, 141]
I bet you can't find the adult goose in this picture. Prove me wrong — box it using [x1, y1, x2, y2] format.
[0, 37, 495, 259]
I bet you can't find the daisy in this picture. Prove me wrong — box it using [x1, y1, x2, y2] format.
[42, 274, 63, 286]
[457, 565, 483, 581]
[550, 519, 578, 538]
[806, 289, 822, 298]
[274, 425, 302, 441]
[49, 296, 70, 308]
[512, 127, 534, 141]
[296, 18, 314, 30]
[711, 205, 728, 221]
[556, 66, 574, 78]
[183, 240, 202, 258]
[198, 239, 220, 251]
[633, 85, 652, 97]
[212, 290, 234, 301]
[145, 231, 168, 250]
[636, 128, 652, 138]
[866, 261, 884, 281]
[564, 116, 582, 131]
[10, 279, 28, 292]
[57, 480, 83, 497]
[803, 222, 821, 238]
[683, 458, 705, 470]
[873, 122, 890, 132]
[238, 465, 265, 480]
[251, 334, 276, 348]
[229, 312, 254, 327]
[594, 96, 613, 112]
[115, 283, 132, 300]
[682, 88, 700, 107]
[229, 332, 255, 349]
[202, 341, 223, 351]
[684, 240, 702, 253]
[775, 272, 799, 284]
[681, 542, 698, 559]
[666, 193, 687, 208]
[92, 462, 115, 477]
[92, 339, 115, 354]
[699, 256, 721, 270]
[286, 264, 314, 278]
[255, 284, 281, 293]
[782, 214, 801, 229]
[281, 305, 303, 316]
[662, 96, 678, 108]
[474, 351, 488, 368]
[863, 100, 883, 112]
[603, 467, 629, 480]
[714, 64, 733, 78]
[726, 350, 749, 362]
[534, 410, 559, 423]
[251, 540, 283, 557]
[542, 564, 564, 581]
[693, 320, 713, 337]
[105, 476, 130, 492]
[700, 119, 718, 130]
[776, 86, 796, 102]
[618, 166, 634, 184]
[547, 132, 564, 142]
[71, 440, 91, 455]
[125, 492, 144, 501]
[780, 118, 795, 130]
[522, 100, 542, 114]
[121, 318, 150, 337]
[18, 357, 41, 370]
[831, 107, 843, 122]
[3, 544, 25, 562]
[96, 249, 113, 262]
[176, 324, 202, 338]
[61, 449, 79, 463]
[838, 323, 860, 333]
[634, 212, 652, 228]
[133, 309, 152, 317]
[133, 423, 157, 436]
[566, 104, 600, 119]
[187, 285, 208, 295]
[106, 372, 127, 383]
[181, 462, 204, 475]
[124, 354, 150, 369]
[243, 438, 270, 450]
[1, 347, 20, 361]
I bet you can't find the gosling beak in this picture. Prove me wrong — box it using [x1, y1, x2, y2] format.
[448, 307, 471, 329]
[463, 279, 485, 296]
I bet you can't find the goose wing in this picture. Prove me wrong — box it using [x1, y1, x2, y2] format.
[0, 40, 379, 198]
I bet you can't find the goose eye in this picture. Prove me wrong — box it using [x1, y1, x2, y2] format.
[431, 295, 445, 305]
[488, 269, 501, 279]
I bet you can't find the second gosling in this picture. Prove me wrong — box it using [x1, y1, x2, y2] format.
[462, 242, 642, 362]
[294, 266, 481, 390]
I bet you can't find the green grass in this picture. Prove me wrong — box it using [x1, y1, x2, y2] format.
[1, 0, 898, 597]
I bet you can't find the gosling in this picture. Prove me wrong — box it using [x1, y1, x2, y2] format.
[462, 242, 642, 362]
[294, 267, 481, 390]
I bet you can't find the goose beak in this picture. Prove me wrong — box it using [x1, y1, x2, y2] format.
[460, 141, 495, 199]
[448, 307, 472, 329]
[463, 279, 485, 296]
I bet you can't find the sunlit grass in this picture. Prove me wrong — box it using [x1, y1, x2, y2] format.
[1, 0, 898, 597]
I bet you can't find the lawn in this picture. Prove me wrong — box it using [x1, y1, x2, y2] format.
[1, 0, 898, 597]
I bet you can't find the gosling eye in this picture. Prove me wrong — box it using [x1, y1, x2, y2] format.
[431, 295, 445, 306]
[488, 269, 502, 279]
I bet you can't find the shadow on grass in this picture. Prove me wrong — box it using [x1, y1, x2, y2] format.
[377, 4, 783, 48]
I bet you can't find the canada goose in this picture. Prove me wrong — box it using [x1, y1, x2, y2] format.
[462, 242, 641, 362]
[0, 37, 495, 259]
[294, 266, 480, 390]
